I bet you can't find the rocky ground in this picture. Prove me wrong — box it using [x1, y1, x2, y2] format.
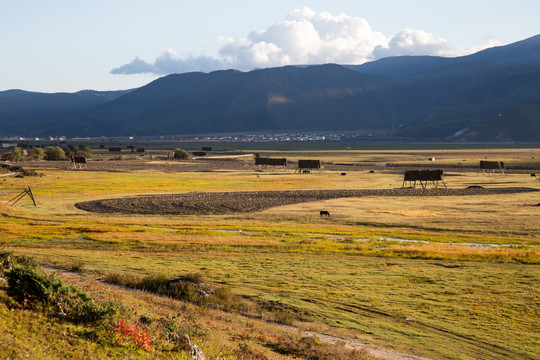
[75, 187, 538, 215]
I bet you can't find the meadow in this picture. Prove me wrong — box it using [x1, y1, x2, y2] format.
[1, 145, 539, 359]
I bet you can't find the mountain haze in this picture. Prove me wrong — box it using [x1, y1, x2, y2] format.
[1, 34, 539, 141]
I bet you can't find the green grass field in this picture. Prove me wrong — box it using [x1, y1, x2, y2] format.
[1, 145, 539, 359]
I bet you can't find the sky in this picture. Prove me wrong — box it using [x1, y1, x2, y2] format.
[1, 0, 539, 93]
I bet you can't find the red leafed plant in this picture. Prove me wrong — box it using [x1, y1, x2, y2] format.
[115, 319, 152, 351]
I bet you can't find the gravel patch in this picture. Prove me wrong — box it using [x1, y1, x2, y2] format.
[75, 187, 538, 215]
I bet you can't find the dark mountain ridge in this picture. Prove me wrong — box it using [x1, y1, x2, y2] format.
[348, 34, 540, 78]
[1, 34, 539, 141]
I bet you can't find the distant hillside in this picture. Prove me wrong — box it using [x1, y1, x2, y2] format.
[396, 67, 540, 140]
[0, 34, 539, 141]
[0, 90, 132, 136]
[37, 65, 401, 137]
[349, 34, 540, 78]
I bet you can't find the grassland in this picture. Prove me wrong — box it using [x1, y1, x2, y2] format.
[1, 145, 539, 359]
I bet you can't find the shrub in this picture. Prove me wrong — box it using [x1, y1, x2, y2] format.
[103, 272, 252, 312]
[115, 319, 152, 350]
[44, 146, 67, 161]
[173, 148, 190, 160]
[1, 252, 121, 325]
[66, 145, 92, 158]
[30, 148, 45, 160]
[268, 335, 368, 360]
[1, 150, 22, 162]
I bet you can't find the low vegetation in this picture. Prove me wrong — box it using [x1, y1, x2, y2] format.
[1, 149, 22, 162]
[44, 146, 67, 161]
[1, 144, 539, 359]
[102, 272, 256, 314]
[174, 148, 190, 159]
[0, 252, 121, 325]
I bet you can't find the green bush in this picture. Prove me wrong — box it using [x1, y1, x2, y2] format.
[1, 252, 121, 325]
[66, 145, 92, 158]
[44, 146, 67, 161]
[103, 271, 252, 312]
[173, 148, 190, 160]
[30, 148, 45, 160]
[1, 150, 22, 162]
[269, 335, 368, 360]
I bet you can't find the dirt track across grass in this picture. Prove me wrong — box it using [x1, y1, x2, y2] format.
[75, 187, 538, 215]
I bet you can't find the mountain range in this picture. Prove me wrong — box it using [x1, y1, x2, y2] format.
[1, 34, 540, 141]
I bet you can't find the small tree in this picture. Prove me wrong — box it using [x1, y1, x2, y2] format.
[44, 146, 66, 161]
[173, 148, 190, 160]
[79, 146, 92, 158]
[30, 148, 45, 161]
[66, 146, 92, 158]
[0, 150, 22, 162]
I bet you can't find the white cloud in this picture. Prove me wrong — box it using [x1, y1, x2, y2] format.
[373, 29, 458, 58]
[110, 49, 225, 75]
[112, 7, 497, 75]
[110, 57, 155, 75]
[219, 7, 388, 68]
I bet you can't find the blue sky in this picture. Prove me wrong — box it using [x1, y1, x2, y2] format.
[1, 0, 538, 93]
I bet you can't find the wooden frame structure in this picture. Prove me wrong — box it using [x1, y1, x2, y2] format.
[71, 156, 87, 169]
[6, 187, 37, 207]
[295, 159, 323, 173]
[255, 157, 288, 170]
[402, 169, 446, 189]
[480, 160, 505, 174]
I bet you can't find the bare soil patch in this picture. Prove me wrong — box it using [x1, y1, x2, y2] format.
[75, 187, 538, 215]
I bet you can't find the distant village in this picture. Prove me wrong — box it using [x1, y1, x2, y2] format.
[0, 130, 388, 146]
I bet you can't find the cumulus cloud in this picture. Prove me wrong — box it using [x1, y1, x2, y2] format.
[219, 7, 388, 68]
[110, 48, 225, 75]
[111, 7, 498, 76]
[372, 29, 501, 58]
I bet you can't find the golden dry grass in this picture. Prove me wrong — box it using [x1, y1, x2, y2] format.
[1, 146, 539, 359]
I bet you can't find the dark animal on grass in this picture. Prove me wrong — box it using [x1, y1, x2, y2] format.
[302, 170, 310, 174]
[320, 210, 330, 216]
[531, 173, 536, 177]
[369, 170, 375, 173]
[341, 173, 347, 176]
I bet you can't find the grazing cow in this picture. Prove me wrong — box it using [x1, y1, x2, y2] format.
[341, 173, 347, 176]
[320, 210, 330, 217]
[531, 173, 536, 177]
